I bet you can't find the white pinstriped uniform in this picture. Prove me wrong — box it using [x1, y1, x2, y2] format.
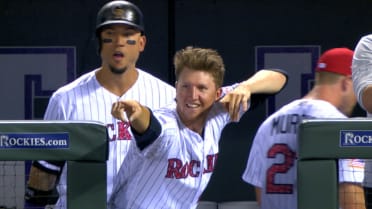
[352, 34, 372, 188]
[41, 68, 175, 208]
[108, 87, 244, 209]
[242, 99, 365, 209]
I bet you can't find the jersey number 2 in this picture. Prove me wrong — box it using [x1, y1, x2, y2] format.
[266, 143, 296, 194]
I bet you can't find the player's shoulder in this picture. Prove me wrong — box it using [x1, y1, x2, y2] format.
[153, 102, 177, 123]
[359, 34, 372, 42]
[303, 99, 345, 117]
[267, 99, 344, 121]
[259, 99, 312, 126]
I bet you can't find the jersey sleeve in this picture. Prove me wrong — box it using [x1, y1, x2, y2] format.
[132, 109, 162, 150]
[242, 127, 266, 188]
[43, 93, 67, 120]
[352, 34, 372, 111]
[131, 107, 178, 158]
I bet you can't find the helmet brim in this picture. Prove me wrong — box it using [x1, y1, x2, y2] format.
[96, 20, 144, 33]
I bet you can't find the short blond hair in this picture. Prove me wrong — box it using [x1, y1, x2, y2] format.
[173, 46, 225, 88]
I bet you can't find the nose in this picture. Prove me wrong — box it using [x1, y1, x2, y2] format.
[190, 87, 198, 99]
[113, 34, 126, 46]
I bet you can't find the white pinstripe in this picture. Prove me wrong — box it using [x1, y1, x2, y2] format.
[352, 35, 372, 189]
[242, 99, 365, 209]
[42, 68, 176, 208]
[108, 96, 240, 209]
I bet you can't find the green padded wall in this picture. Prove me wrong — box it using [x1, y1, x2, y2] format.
[298, 118, 372, 209]
[0, 120, 108, 209]
[297, 160, 337, 209]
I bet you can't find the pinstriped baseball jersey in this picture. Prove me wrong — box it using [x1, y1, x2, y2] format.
[41, 68, 175, 208]
[352, 34, 372, 116]
[352, 34, 372, 188]
[108, 93, 243, 209]
[242, 99, 365, 209]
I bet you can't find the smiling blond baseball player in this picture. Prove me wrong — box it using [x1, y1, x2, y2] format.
[108, 46, 288, 209]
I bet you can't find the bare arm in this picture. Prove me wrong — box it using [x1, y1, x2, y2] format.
[339, 182, 366, 209]
[219, 69, 287, 121]
[240, 69, 287, 95]
[27, 166, 57, 191]
[25, 163, 60, 205]
[255, 187, 262, 206]
[111, 100, 150, 134]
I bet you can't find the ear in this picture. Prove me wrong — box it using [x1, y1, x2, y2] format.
[138, 35, 146, 52]
[215, 87, 222, 100]
[341, 76, 352, 92]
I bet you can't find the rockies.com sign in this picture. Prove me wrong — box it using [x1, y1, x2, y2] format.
[340, 130, 372, 147]
[0, 133, 69, 148]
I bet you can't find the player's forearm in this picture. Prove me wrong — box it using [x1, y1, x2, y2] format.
[254, 187, 262, 207]
[240, 69, 287, 94]
[129, 105, 151, 134]
[27, 166, 57, 191]
[133, 111, 162, 150]
[339, 182, 366, 209]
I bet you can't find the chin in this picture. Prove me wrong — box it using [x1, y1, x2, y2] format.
[109, 66, 127, 74]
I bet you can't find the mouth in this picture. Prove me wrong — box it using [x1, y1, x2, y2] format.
[113, 51, 124, 61]
[186, 103, 200, 108]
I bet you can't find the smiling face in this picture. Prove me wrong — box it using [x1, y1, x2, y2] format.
[175, 67, 222, 128]
[99, 24, 146, 74]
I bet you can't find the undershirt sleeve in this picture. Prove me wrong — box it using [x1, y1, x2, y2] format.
[131, 108, 162, 150]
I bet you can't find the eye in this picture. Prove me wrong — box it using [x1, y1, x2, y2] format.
[122, 30, 137, 37]
[198, 85, 208, 91]
[103, 29, 114, 36]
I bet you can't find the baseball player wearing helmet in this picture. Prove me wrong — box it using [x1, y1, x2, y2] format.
[243, 48, 366, 209]
[25, 1, 176, 208]
[108, 46, 288, 209]
[352, 34, 372, 209]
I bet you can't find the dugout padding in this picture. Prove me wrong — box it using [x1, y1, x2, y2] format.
[0, 120, 108, 209]
[298, 118, 372, 209]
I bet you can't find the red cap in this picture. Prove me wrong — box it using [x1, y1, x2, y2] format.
[315, 47, 354, 76]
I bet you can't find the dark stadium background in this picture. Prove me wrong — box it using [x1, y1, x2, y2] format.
[0, 0, 370, 203]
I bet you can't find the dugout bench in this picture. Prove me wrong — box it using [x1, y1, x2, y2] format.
[298, 118, 372, 209]
[0, 120, 108, 209]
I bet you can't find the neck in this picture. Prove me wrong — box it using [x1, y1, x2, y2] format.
[96, 66, 138, 96]
[304, 84, 341, 108]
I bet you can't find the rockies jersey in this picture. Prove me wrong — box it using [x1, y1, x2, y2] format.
[353, 34, 372, 118]
[41, 68, 176, 208]
[352, 34, 372, 188]
[108, 87, 246, 209]
[242, 99, 365, 209]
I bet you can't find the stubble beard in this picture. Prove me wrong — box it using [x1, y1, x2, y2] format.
[109, 65, 127, 75]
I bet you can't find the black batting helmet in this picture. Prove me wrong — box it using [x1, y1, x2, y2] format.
[95, 0, 145, 36]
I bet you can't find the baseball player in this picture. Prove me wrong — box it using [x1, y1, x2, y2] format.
[352, 34, 372, 209]
[25, 1, 176, 208]
[108, 46, 288, 209]
[243, 48, 366, 209]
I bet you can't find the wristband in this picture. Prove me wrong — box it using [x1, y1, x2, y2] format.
[24, 186, 58, 206]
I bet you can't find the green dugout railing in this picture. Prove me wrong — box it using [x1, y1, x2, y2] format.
[298, 118, 372, 209]
[0, 120, 108, 209]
